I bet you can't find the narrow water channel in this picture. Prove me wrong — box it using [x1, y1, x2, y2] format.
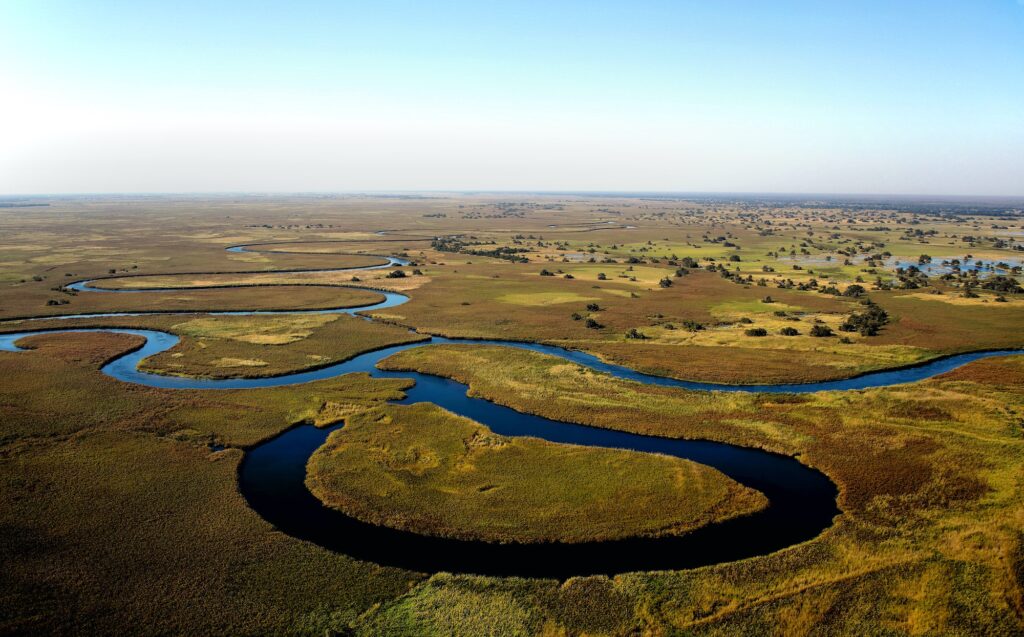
[1, 244, 1017, 577]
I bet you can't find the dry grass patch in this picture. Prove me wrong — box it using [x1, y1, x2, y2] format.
[171, 313, 339, 344]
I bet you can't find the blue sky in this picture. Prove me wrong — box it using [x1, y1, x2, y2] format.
[2, 1, 1022, 195]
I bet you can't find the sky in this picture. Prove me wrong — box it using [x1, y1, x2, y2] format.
[1, 1, 1022, 196]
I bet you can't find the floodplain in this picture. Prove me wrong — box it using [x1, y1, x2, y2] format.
[1, 193, 1023, 635]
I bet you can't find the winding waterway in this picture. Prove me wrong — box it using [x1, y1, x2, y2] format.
[1, 242, 1019, 577]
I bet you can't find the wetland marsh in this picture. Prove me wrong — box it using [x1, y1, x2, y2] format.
[2, 194, 1023, 635]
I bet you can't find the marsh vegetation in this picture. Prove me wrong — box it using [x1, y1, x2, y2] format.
[306, 403, 767, 543]
[1, 194, 1023, 635]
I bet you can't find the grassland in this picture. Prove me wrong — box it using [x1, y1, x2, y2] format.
[0, 283, 383, 319]
[0, 331, 421, 634]
[88, 263, 431, 293]
[378, 343, 1024, 634]
[1, 193, 1023, 635]
[383, 262, 1023, 384]
[6, 328, 1021, 634]
[0, 311, 428, 379]
[138, 313, 427, 378]
[306, 402, 766, 543]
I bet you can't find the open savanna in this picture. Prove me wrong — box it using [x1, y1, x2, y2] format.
[306, 402, 766, 544]
[374, 259, 1023, 384]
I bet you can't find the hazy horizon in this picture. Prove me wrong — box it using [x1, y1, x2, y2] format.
[4, 191, 1024, 203]
[3, 1, 1023, 196]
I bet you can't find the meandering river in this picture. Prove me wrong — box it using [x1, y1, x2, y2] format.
[1, 243, 1018, 577]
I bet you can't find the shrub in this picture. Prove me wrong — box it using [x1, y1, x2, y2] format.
[540, 269, 554, 276]
[810, 324, 834, 337]
[681, 320, 705, 332]
[779, 327, 799, 336]
[586, 303, 601, 312]
[659, 277, 673, 288]
[585, 318, 602, 329]
[386, 270, 407, 279]
[625, 328, 647, 340]
[745, 328, 768, 337]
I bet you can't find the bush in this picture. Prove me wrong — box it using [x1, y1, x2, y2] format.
[540, 269, 554, 276]
[745, 328, 768, 337]
[810, 324, 834, 337]
[586, 303, 601, 312]
[585, 318, 603, 329]
[659, 277, 673, 288]
[386, 270, 407, 279]
[625, 328, 647, 340]
[681, 320, 705, 332]
[779, 327, 799, 336]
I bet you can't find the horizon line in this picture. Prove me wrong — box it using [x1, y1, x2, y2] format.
[2, 190, 1023, 202]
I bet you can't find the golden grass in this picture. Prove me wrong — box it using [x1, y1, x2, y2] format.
[306, 403, 766, 543]
[496, 291, 600, 306]
[172, 313, 339, 344]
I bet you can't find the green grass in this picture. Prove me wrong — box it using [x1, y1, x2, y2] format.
[306, 403, 766, 543]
